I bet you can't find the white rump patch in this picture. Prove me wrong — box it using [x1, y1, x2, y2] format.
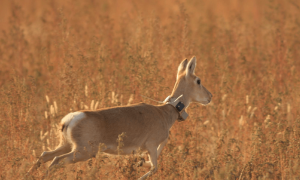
[61, 112, 86, 141]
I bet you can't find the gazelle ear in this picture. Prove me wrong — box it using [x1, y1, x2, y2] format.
[177, 59, 188, 79]
[186, 56, 196, 76]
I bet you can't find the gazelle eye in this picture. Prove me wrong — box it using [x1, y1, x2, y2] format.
[197, 79, 201, 85]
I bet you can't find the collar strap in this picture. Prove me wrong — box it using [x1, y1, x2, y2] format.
[164, 95, 189, 121]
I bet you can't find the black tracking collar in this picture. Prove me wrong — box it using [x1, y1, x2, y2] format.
[165, 96, 189, 122]
[175, 102, 185, 112]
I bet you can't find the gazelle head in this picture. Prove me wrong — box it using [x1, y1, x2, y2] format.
[170, 56, 212, 107]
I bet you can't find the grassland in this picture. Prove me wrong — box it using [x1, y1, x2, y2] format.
[0, 0, 300, 179]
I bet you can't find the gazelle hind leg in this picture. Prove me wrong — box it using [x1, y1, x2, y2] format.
[27, 144, 71, 173]
[48, 148, 93, 169]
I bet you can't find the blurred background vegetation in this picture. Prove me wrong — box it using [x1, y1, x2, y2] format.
[0, 0, 300, 179]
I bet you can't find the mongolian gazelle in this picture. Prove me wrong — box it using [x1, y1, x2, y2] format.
[28, 56, 212, 179]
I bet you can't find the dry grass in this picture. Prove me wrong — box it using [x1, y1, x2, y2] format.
[0, 0, 300, 179]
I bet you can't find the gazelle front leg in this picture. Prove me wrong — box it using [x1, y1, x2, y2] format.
[157, 138, 168, 157]
[139, 145, 158, 180]
[138, 138, 168, 168]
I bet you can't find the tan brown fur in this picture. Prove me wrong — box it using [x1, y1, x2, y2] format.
[28, 56, 212, 180]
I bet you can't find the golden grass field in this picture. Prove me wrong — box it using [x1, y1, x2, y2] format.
[0, 0, 300, 179]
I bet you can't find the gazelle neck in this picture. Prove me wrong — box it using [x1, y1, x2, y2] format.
[159, 104, 180, 130]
